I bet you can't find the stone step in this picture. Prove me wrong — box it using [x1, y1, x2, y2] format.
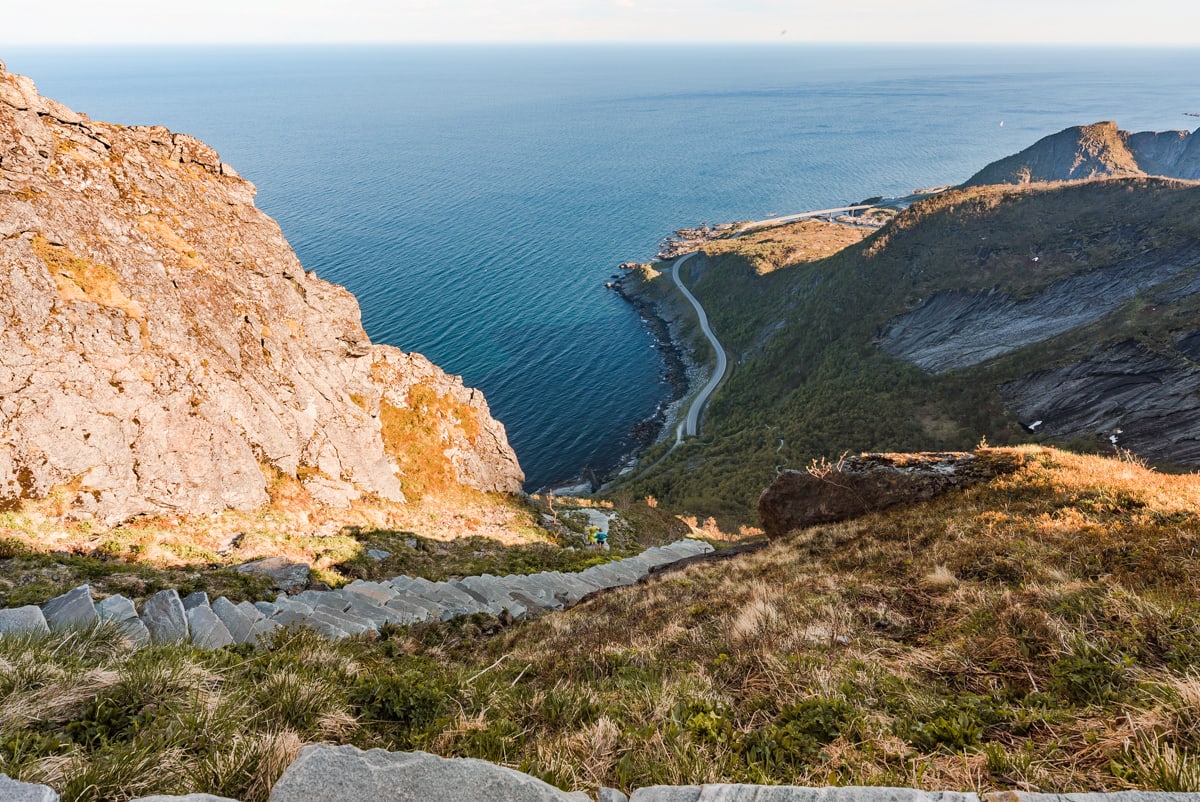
[0, 538, 719, 650]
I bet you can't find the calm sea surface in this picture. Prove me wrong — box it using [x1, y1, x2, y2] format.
[7, 45, 1200, 488]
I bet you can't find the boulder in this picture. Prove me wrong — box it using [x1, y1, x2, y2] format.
[757, 451, 1022, 538]
[140, 589, 189, 644]
[600, 791, 629, 802]
[41, 584, 98, 630]
[235, 557, 310, 593]
[266, 744, 590, 802]
[0, 774, 59, 801]
[97, 595, 151, 647]
[0, 605, 50, 637]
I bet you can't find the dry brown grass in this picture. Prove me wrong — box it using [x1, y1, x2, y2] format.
[32, 234, 145, 322]
[703, 220, 870, 275]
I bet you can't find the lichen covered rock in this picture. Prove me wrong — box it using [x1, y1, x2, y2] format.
[0, 64, 522, 523]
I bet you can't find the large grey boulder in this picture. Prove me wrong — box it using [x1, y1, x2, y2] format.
[600, 790, 629, 802]
[0, 773, 59, 801]
[41, 584, 98, 630]
[141, 589, 189, 644]
[629, 788, 980, 802]
[267, 745, 590, 802]
[0, 605, 50, 637]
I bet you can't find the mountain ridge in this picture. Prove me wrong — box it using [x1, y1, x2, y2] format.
[964, 120, 1200, 186]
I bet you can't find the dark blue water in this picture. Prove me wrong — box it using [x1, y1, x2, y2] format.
[6, 45, 1200, 488]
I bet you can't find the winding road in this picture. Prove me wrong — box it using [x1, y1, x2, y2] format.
[672, 252, 727, 444]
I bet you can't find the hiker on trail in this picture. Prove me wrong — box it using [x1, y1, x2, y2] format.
[586, 526, 598, 547]
[595, 529, 609, 551]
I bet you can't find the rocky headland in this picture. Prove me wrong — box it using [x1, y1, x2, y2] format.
[0, 62, 523, 524]
[964, 120, 1200, 186]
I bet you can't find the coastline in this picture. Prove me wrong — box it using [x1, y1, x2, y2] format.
[560, 188, 945, 496]
[543, 262, 699, 497]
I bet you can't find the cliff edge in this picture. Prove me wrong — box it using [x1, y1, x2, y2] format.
[0, 61, 523, 524]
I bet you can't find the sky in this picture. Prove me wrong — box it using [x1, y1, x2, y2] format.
[3, 0, 1199, 45]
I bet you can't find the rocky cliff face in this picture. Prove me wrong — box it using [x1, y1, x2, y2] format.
[964, 121, 1200, 187]
[0, 61, 523, 524]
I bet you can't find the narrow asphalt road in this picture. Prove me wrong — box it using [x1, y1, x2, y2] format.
[672, 251, 727, 443]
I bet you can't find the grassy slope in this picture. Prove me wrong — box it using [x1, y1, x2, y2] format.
[620, 179, 1200, 523]
[5, 448, 1200, 799]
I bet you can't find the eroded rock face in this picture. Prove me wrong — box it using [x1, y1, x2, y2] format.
[1001, 340, 1200, 465]
[0, 64, 523, 523]
[757, 452, 1022, 539]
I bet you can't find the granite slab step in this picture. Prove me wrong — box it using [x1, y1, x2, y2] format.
[0, 605, 51, 637]
[272, 607, 348, 639]
[141, 589, 189, 644]
[341, 580, 399, 606]
[42, 585, 98, 630]
[186, 604, 234, 649]
[95, 594, 150, 645]
[212, 596, 256, 644]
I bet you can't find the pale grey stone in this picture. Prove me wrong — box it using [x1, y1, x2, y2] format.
[0, 605, 50, 637]
[983, 794, 1200, 802]
[250, 617, 281, 642]
[600, 789, 629, 802]
[141, 589, 189, 644]
[182, 591, 209, 611]
[41, 584, 98, 630]
[212, 596, 255, 644]
[266, 744, 590, 802]
[253, 601, 280, 617]
[628, 787, 981, 802]
[627, 787, 699, 802]
[342, 579, 398, 605]
[365, 548, 390, 561]
[307, 606, 376, 636]
[0, 773, 59, 801]
[296, 590, 348, 611]
[97, 594, 138, 623]
[186, 604, 234, 649]
[128, 795, 242, 802]
[342, 594, 408, 627]
[236, 600, 265, 622]
[116, 617, 151, 648]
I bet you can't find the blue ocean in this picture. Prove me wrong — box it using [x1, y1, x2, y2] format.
[7, 45, 1200, 488]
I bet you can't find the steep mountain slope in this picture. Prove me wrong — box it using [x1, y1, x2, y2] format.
[9, 448, 1200, 797]
[0, 63, 523, 524]
[621, 179, 1200, 521]
[964, 121, 1200, 186]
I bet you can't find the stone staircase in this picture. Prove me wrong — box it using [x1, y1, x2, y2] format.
[0, 538, 714, 647]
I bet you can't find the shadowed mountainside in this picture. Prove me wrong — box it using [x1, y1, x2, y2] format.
[620, 179, 1200, 521]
